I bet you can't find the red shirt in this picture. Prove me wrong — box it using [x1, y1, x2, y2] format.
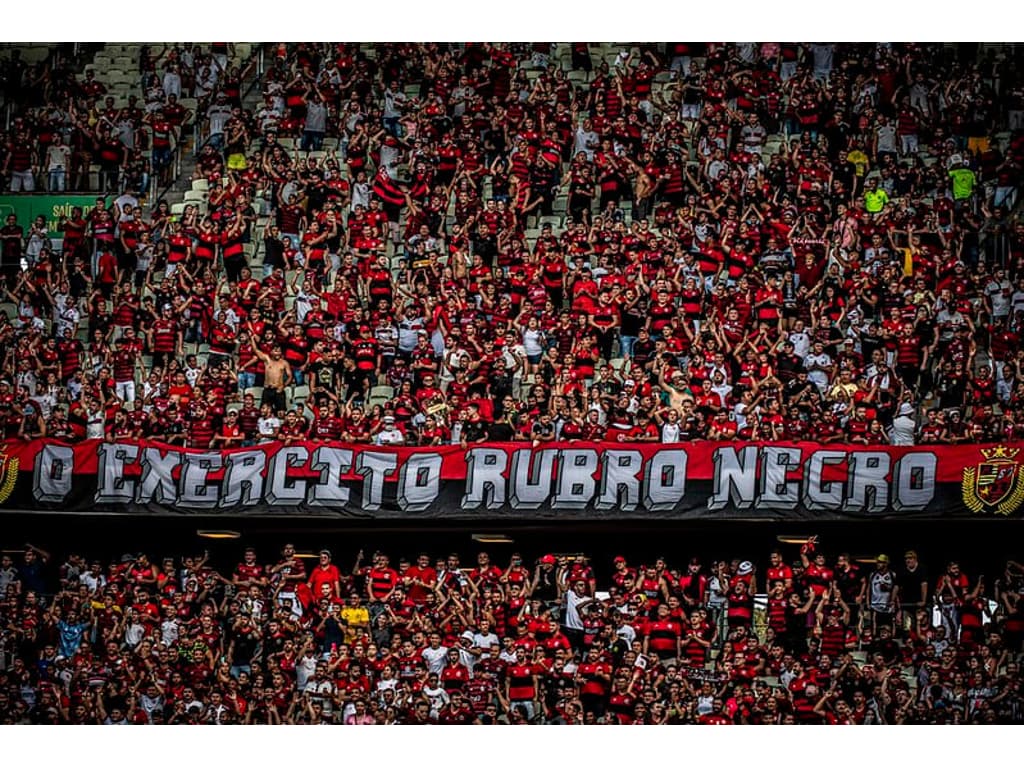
[404, 565, 438, 603]
[308, 564, 341, 596]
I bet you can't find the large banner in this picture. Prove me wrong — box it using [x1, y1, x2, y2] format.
[1, 439, 1023, 520]
[0, 194, 100, 242]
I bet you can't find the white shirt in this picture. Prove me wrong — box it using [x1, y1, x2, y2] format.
[868, 570, 896, 612]
[615, 623, 637, 645]
[740, 123, 767, 152]
[890, 415, 916, 446]
[1011, 289, 1024, 316]
[711, 383, 733, 407]
[788, 331, 811, 359]
[85, 409, 105, 440]
[374, 427, 405, 446]
[46, 143, 71, 170]
[136, 244, 154, 273]
[422, 685, 449, 718]
[457, 647, 477, 674]
[162, 71, 181, 99]
[564, 589, 587, 631]
[733, 402, 750, 431]
[383, 88, 407, 119]
[473, 631, 500, 650]
[811, 44, 834, 73]
[184, 365, 202, 388]
[56, 305, 81, 337]
[805, 353, 832, 390]
[256, 106, 282, 133]
[115, 194, 139, 219]
[876, 124, 898, 153]
[661, 422, 681, 443]
[450, 86, 474, 117]
[258, 416, 281, 440]
[986, 279, 1011, 317]
[124, 622, 145, 648]
[421, 645, 449, 675]
[296, 654, 318, 690]
[79, 572, 106, 593]
[379, 142, 401, 174]
[522, 328, 544, 357]
[350, 182, 370, 211]
[305, 102, 328, 133]
[206, 104, 232, 135]
[574, 128, 599, 160]
[161, 619, 180, 646]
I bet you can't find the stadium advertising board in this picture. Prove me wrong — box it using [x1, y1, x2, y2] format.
[0, 194, 99, 241]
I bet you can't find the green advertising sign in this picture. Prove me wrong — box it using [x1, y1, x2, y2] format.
[0, 195, 100, 241]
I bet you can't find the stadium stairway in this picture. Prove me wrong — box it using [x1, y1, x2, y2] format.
[82, 44, 264, 212]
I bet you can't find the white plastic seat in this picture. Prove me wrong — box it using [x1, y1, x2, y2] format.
[370, 385, 394, 401]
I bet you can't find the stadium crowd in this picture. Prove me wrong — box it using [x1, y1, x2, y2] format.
[0, 538, 1022, 724]
[1, 42, 1024, 449]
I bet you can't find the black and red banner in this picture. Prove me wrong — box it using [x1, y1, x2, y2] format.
[1, 439, 1023, 520]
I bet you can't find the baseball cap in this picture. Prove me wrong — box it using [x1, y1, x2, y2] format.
[877, 554, 890, 564]
[540, 554, 557, 565]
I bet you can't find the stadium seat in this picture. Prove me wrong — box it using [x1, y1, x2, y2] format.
[290, 384, 310, 405]
[370, 385, 394, 402]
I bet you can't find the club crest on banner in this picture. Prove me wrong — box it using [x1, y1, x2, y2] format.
[962, 445, 1024, 516]
[0, 447, 18, 504]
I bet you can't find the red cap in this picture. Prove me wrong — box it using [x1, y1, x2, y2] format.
[613, 556, 626, 564]
[540, 554, 557, 566]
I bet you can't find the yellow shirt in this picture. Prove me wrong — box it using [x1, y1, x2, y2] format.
[864, 188, 889, 214]
[949, 168, 976, 201]
[847, 150, 869, 176]
[339, 605, 370, 642]
[829, 381, 858, 400]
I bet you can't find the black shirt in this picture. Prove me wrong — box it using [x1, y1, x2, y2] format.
[263, 235, 285, 270]
[18, 559, 47, 594]
[620, 304, 645, 337]
[631, 339, 657, 369]
[462, 418, 488, 443]
[471, 232, 498, 267]
[487, 421, 515, 441]
[532, 420, 555, 440]
[896, 564, 929, 606]
[0, 225, 23, 264]
[834, 565, 863, 605]
[777, 354, 806, 384]
[533, 568, 559, 601]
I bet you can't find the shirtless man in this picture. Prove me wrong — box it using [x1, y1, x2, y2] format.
[657, 360, 694, 412]
[622, 156, 656, 222]
[254, 345, 292, 414]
